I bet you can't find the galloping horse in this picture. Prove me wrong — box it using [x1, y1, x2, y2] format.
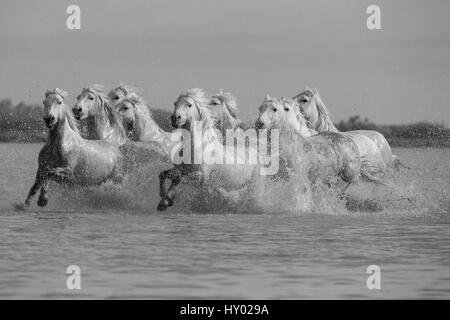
[157, 88, 262, 211]
[256, 95, 361, 191]
[293, 88, 394, 175]
[24, 89, 125, 207]
[73, 84, 128, 145]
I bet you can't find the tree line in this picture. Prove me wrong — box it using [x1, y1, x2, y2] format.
[1, 99, 449, 147]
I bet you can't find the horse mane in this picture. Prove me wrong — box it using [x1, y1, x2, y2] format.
[212, 90, 238, 120]
[62, 104, 81, 135]
[108, 83, 140, 100]
[298, 87, 338, 132]
[180, 88, 216, 130]
[84, 85, 128, 139]
[45, 88, 68, 99]
[124, 95, 160, 133]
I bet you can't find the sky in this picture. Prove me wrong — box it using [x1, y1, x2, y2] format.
[0, 0, 449, 125]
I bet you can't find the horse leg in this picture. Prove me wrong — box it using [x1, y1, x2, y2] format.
[157, 168, 182, 211]
[37, 179, 50, 207]
[25, 169, 47, 207]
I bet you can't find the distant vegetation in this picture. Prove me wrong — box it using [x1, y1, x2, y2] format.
[336, 115, 450, 148]
[1, 99, 449, 147]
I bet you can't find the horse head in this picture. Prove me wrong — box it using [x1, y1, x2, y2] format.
[171, 88, 215, 130]
[293, 87, 337, 132]
[256, 95, 286, 130]
[43, 88, 68, 129]
[256, 96, 311, 136]
[209, 90, 239, 132]
[108, 84, 139, 107]
[293, 87, 317, 120]
[73, 84, 107, 120]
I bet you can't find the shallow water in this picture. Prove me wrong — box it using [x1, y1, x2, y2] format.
[0, 143, 449, 299]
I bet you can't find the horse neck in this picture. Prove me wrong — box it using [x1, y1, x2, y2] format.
[220, 104, 239, 131]
[136, 109, 166, 142]
[188, 120, 218, 153]
[48, 116, 81, 148]
[94, 111, 126, 145]
[86, 114, 100, 139]
[298, 122, 314, 137]
[311, 98, 339, 133]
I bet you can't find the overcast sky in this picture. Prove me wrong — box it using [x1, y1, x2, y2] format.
[0, 0, 449, 124]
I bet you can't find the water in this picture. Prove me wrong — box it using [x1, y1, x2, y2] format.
[0, 143, 449, 299]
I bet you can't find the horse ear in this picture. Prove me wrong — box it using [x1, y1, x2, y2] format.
[265, 94, 271, 101]
[45, 90, 52, 98]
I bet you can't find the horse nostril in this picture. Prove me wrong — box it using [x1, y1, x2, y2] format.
[177, 115, 181, 120]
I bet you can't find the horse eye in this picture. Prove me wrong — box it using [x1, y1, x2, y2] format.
[115, 96, 120, 100]
[58, 101, 62, 105]
[89, 96, 94, 100]
[284, 107, 289, 111]
[188, 103, 192, 108]
[273, 108, 277, 112]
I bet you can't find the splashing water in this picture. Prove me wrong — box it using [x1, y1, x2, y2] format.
[12, 145, 446, 217]
[1, 144, 449, 299]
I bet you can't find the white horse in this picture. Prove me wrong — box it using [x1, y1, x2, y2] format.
[73, 84, 129, 145]
[256, 95, 361, 191]
[157, 88, 263, 211]
[24, 89, 125, 207]
[293, 88, 394, 176]
[114, 93, 177, 158]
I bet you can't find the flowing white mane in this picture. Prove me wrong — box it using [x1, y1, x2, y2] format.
[80, 84, 128, 139]
[108, 83, 140, 101]
[122, 95, 161, 136]
[294, 87, 338, 133]
[211, 90, 240, 131]
[179, 88, 216, 130]
[212, 90, 238, 120]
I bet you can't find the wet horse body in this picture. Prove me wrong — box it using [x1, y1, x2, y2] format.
[157, 88, 261, 211]
[25, 89, 124, 207]
[294, 88, 393, 174]
[257, 96, 361, 189]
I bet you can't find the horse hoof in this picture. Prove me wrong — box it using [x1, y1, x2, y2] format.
[157, 200, 169, 211]
[37, 197, 48, 207]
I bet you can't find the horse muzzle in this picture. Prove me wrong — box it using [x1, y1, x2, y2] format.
[255, 119, 265, 129]
[43, 116, 56, 129]
[171, 115, 182, 128]
[72, 107, 83, 120]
